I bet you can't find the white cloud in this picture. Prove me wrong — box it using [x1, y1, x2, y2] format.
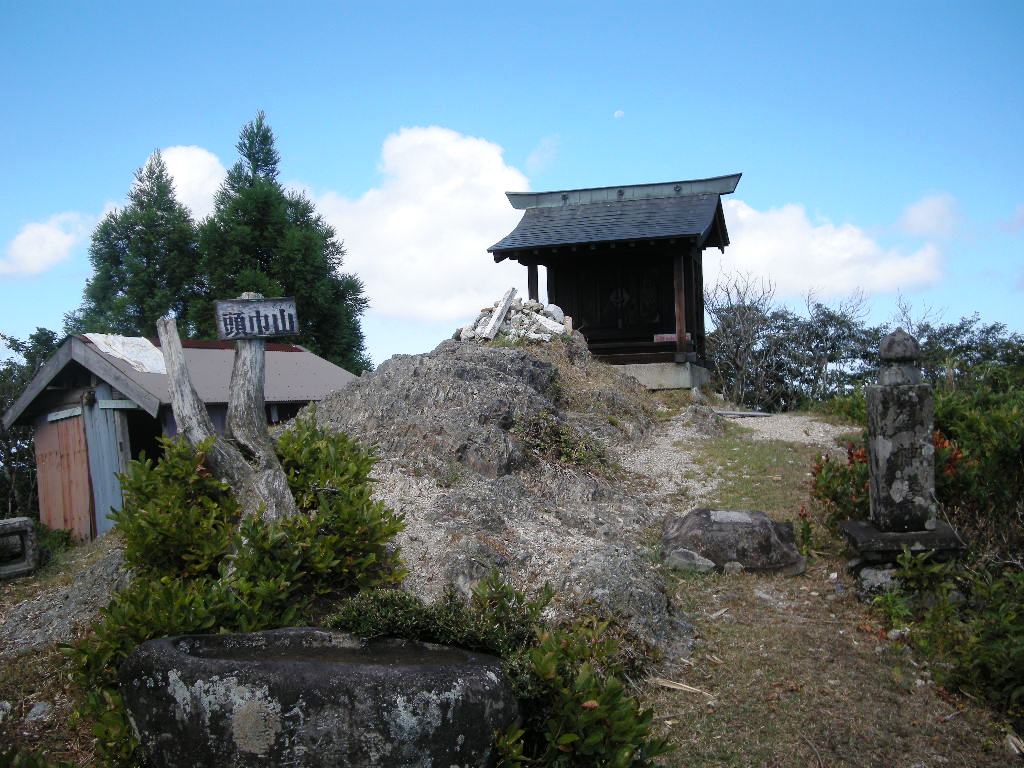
[613, 109, 625, 118]
[897, 192, 959, 238]
[311, 126, 530, 321]
[707, 199, 942, 297]
[525, 135, 559, 175]
[162, 145, 227, 220]
[0, 212, 92, 276]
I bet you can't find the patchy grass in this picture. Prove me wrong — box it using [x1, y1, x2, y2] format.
[0, 645, 96, 764]
[652, 389, 694, 419]
[0, 536, 121, 765]
[647, 568, 1009, 767]
[689, 421, 821, 521]
[833, 429, 866, 448]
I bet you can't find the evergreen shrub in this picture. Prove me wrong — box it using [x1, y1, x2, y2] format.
[67, 413, 405, 765]
[876, 552, 1024, 730]
[329, 574, 671, 767]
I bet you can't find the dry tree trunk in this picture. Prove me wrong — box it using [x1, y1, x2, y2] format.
[156, 298, 298, 521]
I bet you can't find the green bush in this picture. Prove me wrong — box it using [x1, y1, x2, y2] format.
[876, 553, 1024, 730]
[810, 442, 869, 527]
[113, 437, 239, 579]
[329, 575, 670, 767]
[816, 387, 867, 426]
[67, 413, 405, 766]
[34, 522, 71, 566]
[933, 382, 1024, 559]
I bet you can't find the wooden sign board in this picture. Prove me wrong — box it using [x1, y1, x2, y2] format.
[215, 297, 298, 340]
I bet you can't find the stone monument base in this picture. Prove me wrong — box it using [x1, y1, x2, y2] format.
[839, 519, 964, 564]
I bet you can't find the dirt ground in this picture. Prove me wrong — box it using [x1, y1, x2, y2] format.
[640, 413, 1012, 767]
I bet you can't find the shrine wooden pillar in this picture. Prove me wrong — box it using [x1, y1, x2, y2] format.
[694, 248, 706, 360]
[673, 251, 687, 362]
[527, 263, 539, 302]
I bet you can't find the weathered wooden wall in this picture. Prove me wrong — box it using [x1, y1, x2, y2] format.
[82, 383, 125, 536]
[35, 413, 94, 541]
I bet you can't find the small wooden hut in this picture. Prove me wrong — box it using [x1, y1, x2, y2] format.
[488, 174, 741, 388]
[2, 335, 355, 540]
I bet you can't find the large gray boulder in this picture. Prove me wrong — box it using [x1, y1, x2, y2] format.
[120, 628, 518, 768]
[662, 508, 806, 576]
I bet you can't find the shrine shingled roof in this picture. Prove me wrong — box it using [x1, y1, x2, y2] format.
[488, 174, 741, 259]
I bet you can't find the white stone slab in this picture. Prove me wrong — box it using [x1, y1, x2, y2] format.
[480, 288, 517, 340]
[529, 312, 566, 336]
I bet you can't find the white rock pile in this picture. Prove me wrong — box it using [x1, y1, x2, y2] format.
[455, 288, 572, 344]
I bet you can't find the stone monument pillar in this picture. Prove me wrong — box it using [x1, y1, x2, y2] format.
[867, 329, 936, 532]
[840, 329, 962, 563]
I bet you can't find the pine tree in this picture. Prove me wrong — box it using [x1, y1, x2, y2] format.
[68, 151, 200, 337]
[195, 112, 370, 372]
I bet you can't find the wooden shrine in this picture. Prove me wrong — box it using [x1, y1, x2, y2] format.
[488, 175, 741, 387]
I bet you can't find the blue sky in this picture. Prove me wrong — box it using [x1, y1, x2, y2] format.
[2, 1, 1021, 365]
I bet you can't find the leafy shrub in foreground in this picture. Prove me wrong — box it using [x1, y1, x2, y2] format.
[875, 552, 1024, 730]
[329, 575, 670, 767]
[113, 438, 239, 579]
[68, 414, 405, 766]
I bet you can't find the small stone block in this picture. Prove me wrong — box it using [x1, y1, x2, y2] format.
[663, 547, 716, 573]
[0, 516, 39, 580]
[838, 519, 964, 564]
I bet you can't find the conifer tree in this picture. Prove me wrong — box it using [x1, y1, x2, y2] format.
[195, 112, 370, 372]
[68, 151, 199, 336]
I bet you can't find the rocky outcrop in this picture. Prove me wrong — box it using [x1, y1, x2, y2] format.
[310, 336, 700, 654]
[0, 535, 128, 660]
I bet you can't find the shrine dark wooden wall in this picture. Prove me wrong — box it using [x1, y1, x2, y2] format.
[532, 239, 705, 364]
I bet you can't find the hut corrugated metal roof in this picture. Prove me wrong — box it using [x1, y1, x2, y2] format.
[2, 335, 356, 428]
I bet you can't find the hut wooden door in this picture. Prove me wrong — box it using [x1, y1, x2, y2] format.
[35, 412, 94, 541]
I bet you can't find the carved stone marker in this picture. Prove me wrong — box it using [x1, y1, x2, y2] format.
[867, 329, 937, 532]
[840, 330, 963, 563]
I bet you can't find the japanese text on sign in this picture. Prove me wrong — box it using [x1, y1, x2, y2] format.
[215, 297, 298, 340]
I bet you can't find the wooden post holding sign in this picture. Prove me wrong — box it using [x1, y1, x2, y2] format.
[156, 293, 300, 521]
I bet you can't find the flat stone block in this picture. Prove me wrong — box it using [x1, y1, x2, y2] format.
[663, 547, 716, 573]
[839, 519, 964, 564]
[0, 516, 39, 580]
[617, 362, 711, 391]
[663, 508, 806, 575]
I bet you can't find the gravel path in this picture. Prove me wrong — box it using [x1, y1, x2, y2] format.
[724, 412, 856, 452]
[615, 406, 720, 508]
